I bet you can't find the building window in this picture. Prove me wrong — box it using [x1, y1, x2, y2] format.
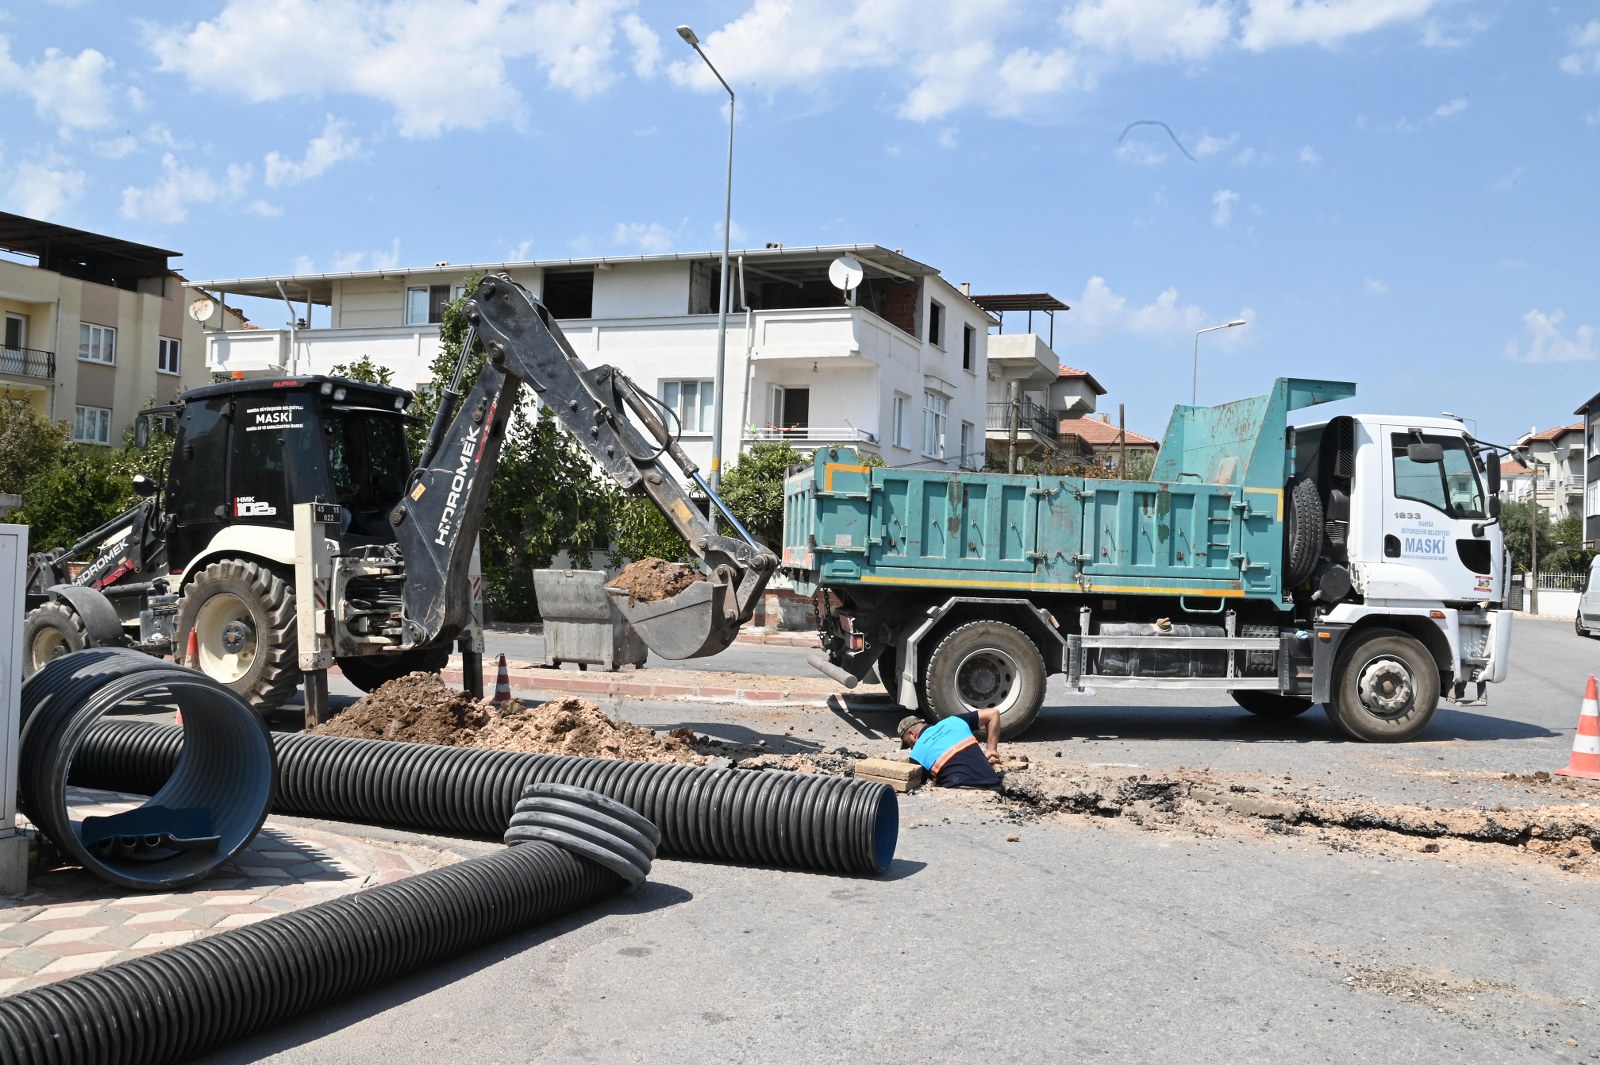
[74, 405, 112, 445]
[158, 337, 181, 375]
[544, 270, 595, 319]
[405, 285, 455, 325]
[662, 379, 714, 434]
[1589, 414, 1600, 459]
[79, 323, 116, 365]
[959, 421, 975, 469]
[962, 324, 975, 372]
[923, 392, 948, 458]
[892, 394, 909, 448]
[927, 300, 944, 348]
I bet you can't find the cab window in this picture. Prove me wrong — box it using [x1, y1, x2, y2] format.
[1391, 433, 1486, 519]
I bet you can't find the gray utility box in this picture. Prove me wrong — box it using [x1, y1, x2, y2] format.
[532, 569, 648, 672]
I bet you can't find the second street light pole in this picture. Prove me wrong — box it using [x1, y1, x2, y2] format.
[1192, 319, 1247, 405]
[677, 25, 734, 490]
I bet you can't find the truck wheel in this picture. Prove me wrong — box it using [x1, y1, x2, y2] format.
[1231, 691, 1314, 718]
[1323, 629, 1439, 742]
[177, 560, 301, 713]
[1284, 477, 1322, 588]
[336, 647, 452, 694]
[924, 620, 1046, 739]
[1577, 612, 1590, 639]
[22, 602, 88, 678]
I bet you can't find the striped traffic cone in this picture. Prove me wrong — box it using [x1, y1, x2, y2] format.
[1555, 675, 1600, 781]
[492, 653, 511, 705]
[177, 629, 200, 726]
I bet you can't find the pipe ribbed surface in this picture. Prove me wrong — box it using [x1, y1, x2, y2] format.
[72, 721, 899, 875]
[19, 650, 275, 891]
[0, 830, 631, 1065]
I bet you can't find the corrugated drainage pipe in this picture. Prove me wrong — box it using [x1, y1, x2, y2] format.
[71, 721, 899, 875]
[0, 783, 657, 1065]
[18, 649, 275, 891]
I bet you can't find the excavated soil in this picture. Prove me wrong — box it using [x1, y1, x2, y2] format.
[311, 672, 703, 763]
[607, 557, 704, 604]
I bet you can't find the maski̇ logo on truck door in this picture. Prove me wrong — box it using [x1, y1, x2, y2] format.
[435, 424, 482, 547]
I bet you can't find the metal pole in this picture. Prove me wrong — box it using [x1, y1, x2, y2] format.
[1191, 320, 1247, 405]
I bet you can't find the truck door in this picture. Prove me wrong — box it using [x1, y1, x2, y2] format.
[1378, 425, 1495, 601]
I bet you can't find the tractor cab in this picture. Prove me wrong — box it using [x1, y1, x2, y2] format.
[155, 376, 415, 570]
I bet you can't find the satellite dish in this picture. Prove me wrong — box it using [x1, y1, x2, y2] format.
[188, 296, 216, 323]
[828, 256, 865, 294]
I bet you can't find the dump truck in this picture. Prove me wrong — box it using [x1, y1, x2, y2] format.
[786, 378, 1511, 742]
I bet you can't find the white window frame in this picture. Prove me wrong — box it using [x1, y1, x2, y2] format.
[79, 323, 116, 365]
[74, 405, 112, 445]
[892, 394, 909, 449]
[959, 421, 975, 469]
[922, 391, 948, 459]
[158, 336, 181, 375]
[661, 378, 714, 435]
[927, 300, 945, 349]
[405, 284, 457, 326]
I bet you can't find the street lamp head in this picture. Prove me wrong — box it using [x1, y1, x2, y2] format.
[676, 25, 699, 46]
[1227, 319, 1247, 328]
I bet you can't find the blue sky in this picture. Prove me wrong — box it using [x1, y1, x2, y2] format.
[2, 0, 1596, 447]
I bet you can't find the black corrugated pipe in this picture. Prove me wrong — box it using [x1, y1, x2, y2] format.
[18, 649, 275, 891]
[70, 720, 900, 875]
[0, 784, 656, 1065]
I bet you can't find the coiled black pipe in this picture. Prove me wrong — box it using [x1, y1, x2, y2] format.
[71, 720, 900, 875]
[0, 786, 653, 1065]
[18, 650, 275, 891]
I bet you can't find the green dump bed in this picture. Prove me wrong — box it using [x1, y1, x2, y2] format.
[780, 377, 1355, 607]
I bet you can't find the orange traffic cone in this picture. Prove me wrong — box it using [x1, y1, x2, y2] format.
[492, 653, 511, 705]
[177, 629, 200, 726]
[1555, 675, 1600, 781]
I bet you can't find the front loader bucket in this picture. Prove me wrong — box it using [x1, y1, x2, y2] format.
[607, 578, 739, 661]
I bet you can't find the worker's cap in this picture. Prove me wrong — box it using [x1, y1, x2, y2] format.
[897, 715, 923, 744]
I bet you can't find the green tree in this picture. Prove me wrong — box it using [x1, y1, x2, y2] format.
[12, 444, 136, 551]
[329, 356, 395, 386]
[1548, 513, 1592, 573]
[1500, 500, 1551, 573]
[716, 441, 803, 548]
[0, 398, 69, 495]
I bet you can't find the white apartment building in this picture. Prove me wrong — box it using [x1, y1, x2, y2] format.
[187, 244, 1015, 475]
[0, 212, 219, 446]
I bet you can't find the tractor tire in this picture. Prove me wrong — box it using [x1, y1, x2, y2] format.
[176, 560, 301, 714]
[1231, 690, 1315, 718]
[1284, 477, 1323, 589]
[22, 602, 89, 678]
[335, 647, 452, 694]
[923, 620, 1046, 739]
[1322, 629, 1440, 742]
[1577, 612, 1591, 639]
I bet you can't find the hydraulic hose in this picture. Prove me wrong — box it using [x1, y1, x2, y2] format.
[71, 721, 899, 875]
[0, 784, 655, 1065]
[18, 649, 275, 891]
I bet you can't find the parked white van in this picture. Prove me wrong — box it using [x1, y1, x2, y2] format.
[1576, 556, 1600, 637]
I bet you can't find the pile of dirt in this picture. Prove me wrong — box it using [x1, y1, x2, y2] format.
[311, 672, 702, 763]
[607, 557, 704, 604]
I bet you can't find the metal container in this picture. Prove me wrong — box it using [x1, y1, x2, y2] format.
[532, 569, 647, 671]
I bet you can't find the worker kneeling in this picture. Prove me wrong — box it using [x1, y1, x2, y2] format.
[898, 709, 1002, 789]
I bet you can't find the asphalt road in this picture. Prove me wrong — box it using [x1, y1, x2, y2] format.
[196, 613, 1600, 1064]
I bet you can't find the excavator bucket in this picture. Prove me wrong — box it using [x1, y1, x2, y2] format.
[607, 578, 741, 661]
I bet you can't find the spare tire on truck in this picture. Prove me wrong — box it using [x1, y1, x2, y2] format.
[1284, 477, 1322, 589]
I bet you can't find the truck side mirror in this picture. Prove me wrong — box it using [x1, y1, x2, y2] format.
[132, 474, 158, 498]
[134, 415, 149, 451]
[1485, 451, 1501, 494]
[1406, 441, 1444, 463]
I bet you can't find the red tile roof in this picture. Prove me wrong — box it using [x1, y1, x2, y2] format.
[1058, 417, 1159, 447]
[1056, 366, 1107, 394]
[1526, 422, 1584, 443]
[1500, 458, 1531, 477]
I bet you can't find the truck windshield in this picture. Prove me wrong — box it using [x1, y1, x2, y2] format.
[1391, 433, 1486, 520]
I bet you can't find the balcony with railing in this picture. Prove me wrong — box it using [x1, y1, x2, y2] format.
[0, 346, 55, 380]
[985, 399, 1057, 447]
[742, 424, 877, 447]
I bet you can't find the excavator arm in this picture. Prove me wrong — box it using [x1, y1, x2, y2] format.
[390, 274, 776, 659]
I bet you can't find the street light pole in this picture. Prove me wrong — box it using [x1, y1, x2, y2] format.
[677, 25, 734, 490]
[1191, 319, 1247, 405]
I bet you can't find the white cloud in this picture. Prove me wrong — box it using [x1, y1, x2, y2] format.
[938, 127, 959, 149]
[1211, 188, 1238, 226]
[1432, 96, 1467, 118]
[264, 115, 362, 187]
[1560, 19, 1600, 75]
[1419, 14, 1490, 49]
[1062, 0, 1233, 62]
[619, 13, 660, 77]
[0, 37, 120, 131]
[1586, 108, 1600, 128]
[120, 153, 252, 224]
[1492, 166, 1525, 192]
[1504, 309, 1596, 364]
[1066, 276, 1245, 340]
[1363, 277, 1388, 295]
[1115, 139, 1166, 165]
[1234, 146, 1256, 166]
[93, 136, 139, 160]
[1193, 133, 1237, 157]
[1241, 0, 1439, 52]
[1298, 144, 1321, 165]
[613, 221, 675, 252]
[4, 152, 87, 219]
[148, 0, 650, 139]
[248, 199, 283, 217]
[313, 239, 403, 273]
